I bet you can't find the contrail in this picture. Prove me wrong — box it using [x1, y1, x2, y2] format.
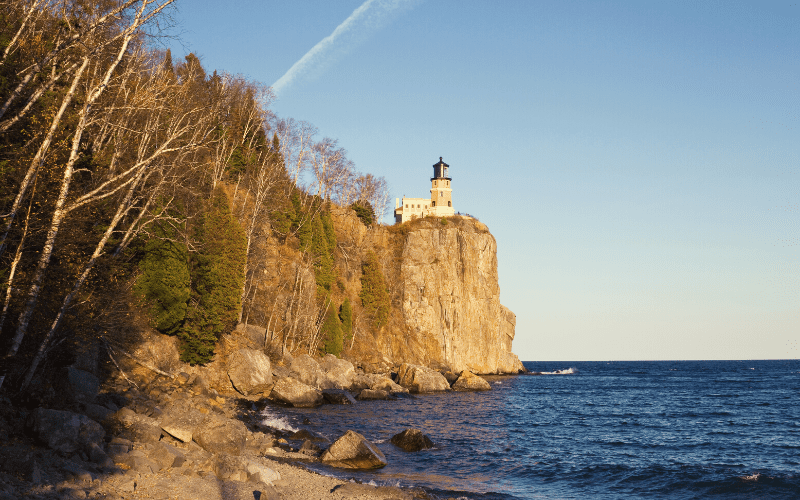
[272, 0, 419, 96]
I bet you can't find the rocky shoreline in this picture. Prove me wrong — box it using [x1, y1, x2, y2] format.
[0, 328, 495, 500]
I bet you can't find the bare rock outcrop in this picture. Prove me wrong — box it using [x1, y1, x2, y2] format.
[320, 430, 387, 469]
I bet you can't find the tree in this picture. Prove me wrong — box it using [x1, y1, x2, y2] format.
[320, 300, 343, 356]
[359, 251, 390, 328]
[178, 188, 246, 364]
[339, 297, 353, 346]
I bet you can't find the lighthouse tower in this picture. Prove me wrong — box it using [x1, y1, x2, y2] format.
[430, 157, 454, 217]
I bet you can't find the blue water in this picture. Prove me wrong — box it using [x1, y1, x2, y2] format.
[259, 360, 800, 499]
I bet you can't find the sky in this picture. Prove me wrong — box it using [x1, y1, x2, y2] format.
[166, 0, 798, 361]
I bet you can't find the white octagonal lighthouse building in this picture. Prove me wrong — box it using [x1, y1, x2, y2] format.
[394, 157, 455, 224]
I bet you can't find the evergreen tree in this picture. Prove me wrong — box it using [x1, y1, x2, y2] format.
[133, 223, 190, 336]
[179, 188, 247, 364]
[359, 251, 390, 328]
[321, 300, 344, 356]
[350, 200, 375, 226]
[339, 297, 353, 345]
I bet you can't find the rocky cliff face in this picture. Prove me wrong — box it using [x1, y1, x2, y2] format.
[393, 222, 524, 374]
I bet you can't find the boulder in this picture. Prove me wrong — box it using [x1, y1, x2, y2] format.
[370, 377, 409, 394]
[320, 430, 387, 469]
[243, 459, 281, 484]
[356, 389, 395, 401]
[350, 373, 374, 391]
[213, 454, 248, 482]
[299, 439, 322, 457]
[290, 354, 333, 389]
[390, 428, 434, 452]
[290, 429, 329, 443]
[442, 371, 459, 385]
[320, 354, 356, 389]
[114, 408, 162, 443]
[193, 415, 249, 456]
[452, 370, 491, 391]
[160, 406, 206, 443]
[396, 363, 450, 393]
[28, 408, 104, 455]
[148, 441, 186, 469]
[322, 389, 357, 405]
[227, 348, 273, 396]
[270, 377, 323, 408]
[66, 367, 100, 402]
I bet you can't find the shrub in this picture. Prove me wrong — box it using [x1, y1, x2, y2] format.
[350, 200, 375, 226]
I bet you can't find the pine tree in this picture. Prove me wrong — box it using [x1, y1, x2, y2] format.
[321, 300, 343, 356]
[179, 188, 247, 364]
[359, 251, 390, 328]
[133, 233, 190, 336]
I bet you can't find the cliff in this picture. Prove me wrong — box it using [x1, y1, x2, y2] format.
[326, 209, 524, 374]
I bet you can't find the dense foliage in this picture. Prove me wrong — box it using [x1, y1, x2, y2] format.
[359, 251, 391, 328]
[320, 300, 344, 356]
[350, 200, 376, 226]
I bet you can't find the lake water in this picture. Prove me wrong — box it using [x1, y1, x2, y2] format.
[258, 360, 800, 499]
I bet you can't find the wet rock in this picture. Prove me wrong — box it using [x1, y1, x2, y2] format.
[28, 408, 104, 456]
[227, 348, 273, 396]
[320, 430, 387, 469]
[452, 370, 491, 391]
[270, 377, 323, 408]
[290, 429, 329, 443]
[299, 439, 321, 457]
[320, 354, 355, 389]
[390, 428, 434, 452]
[290, 354, 333, 389]
[322, 389, 357, 405]
[356, 389, 395, 401]
[396, 363, 450, 393]
[193, 415, 248, 456]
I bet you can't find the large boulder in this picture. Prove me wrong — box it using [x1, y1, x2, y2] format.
[370, 376, 408, 394]
[227, 348, 273, 396]
[28, 408, 104, 455]
[396, 363, 450, 393]
[356, 389, 395, 401]
[322, 389, 357, 405]
[320, 430, 387, 469]
[452, 370, 491, 391]
[160, 406, 206, 443]
[193, 415, 249, 456]
[290, 354, 332, 389]
[66, 366, 100, 402]
[390, 428, 434, 452]
[319, 354, 355, 389]
[113, 408, 162, 443]
[270, 377, 323, 408]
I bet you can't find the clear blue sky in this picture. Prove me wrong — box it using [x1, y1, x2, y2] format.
[167, 0, 798, 361]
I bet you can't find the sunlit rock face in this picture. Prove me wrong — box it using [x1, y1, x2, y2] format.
[393, 221, 525, 375]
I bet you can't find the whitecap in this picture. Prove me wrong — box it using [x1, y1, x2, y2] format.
[536, 367, 578, 375]
[259, 408, 299, 432]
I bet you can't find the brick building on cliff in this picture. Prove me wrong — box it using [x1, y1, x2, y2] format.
[394, 157, 455, 223]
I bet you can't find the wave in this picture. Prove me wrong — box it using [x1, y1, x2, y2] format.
[530, 367, 578, 375]
[259, 408, 299, 433]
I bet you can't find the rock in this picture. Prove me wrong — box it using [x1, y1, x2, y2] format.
[299, 439, 321, 456]
[28, 408, 104, 456]
[272, 365, 291, 379]
[370, 376, 409, 393]
[320, 430, 387, 469]
[350, 373, 374, 391]
[62, 462, 94, 483]
[81, 403, 112, 423]
[452, 370, 491, 391]
[193, 415, 249, 456]
[270, 377, 323, 408]
[442, 371, 459, 385]
[120, 449, 161, 474]
[320, 354, 356, 389]
[88, 443, 114, 468]
[390, 428, 434, 452]
[243, 459, 281, 484]
[235, 322, 267, 346]
[246, 431, 276, 454]
[322, 389, 356, 405]
[213, 454, 247, 481]
[176, 372, 191, 384]
[191, 375, 209, 394]
[396, 363, 450, 393]
[227, 348, 273, 396]
[148, 441, 185, 469]
[160, 406, 206, 443]
[290, 429, 329, 443]
[114, 408, 162, 443]
[66, 366, 100, 402]
[356, 389, 394, 401]
[289, 354, 333, 389]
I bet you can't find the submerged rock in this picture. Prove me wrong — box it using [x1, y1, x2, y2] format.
[452, 370, 491, 391]
[320, 430, 387, 469]
[390, 428, 434, 452]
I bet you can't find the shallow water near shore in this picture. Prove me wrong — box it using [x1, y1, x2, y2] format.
[257, 360, 800, 499]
